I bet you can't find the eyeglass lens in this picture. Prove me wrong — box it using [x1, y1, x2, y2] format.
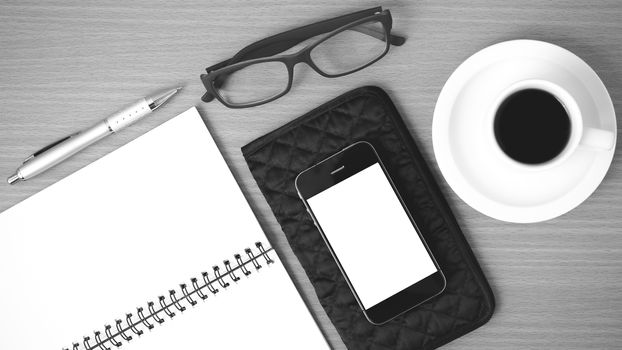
[216, 61, 289, 106]
[311, 20, 388, 76]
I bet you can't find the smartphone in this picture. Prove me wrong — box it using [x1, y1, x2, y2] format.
[295, 141, 446, 324]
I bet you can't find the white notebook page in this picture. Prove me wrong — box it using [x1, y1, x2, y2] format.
[0, 107, 328, 350]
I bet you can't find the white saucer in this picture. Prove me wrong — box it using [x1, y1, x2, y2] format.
[432, 40, 617, 223]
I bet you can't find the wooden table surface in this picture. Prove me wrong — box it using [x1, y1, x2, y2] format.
[1, 1, 621, 349]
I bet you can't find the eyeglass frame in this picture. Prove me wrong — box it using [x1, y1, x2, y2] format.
[200, 7, 405, 108]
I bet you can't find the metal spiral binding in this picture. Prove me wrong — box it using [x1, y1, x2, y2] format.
[180, 283, 197, 306]
[224, 260, 240, 282]
[235, 254, 252, 276]
[256, 242, 274, 264]
[213, 265, 229, 288]
[202, 271, 219, 294]
[64, 242, 274, 350]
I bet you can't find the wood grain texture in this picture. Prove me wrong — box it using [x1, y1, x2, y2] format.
[1, 1, 621, 349]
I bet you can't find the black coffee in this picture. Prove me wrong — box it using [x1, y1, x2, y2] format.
[494, 89, 571, 164]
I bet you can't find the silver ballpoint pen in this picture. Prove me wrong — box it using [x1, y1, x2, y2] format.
[7, 87, 181, 184]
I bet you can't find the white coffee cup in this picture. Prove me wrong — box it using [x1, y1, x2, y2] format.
[486, 79, 615, 171]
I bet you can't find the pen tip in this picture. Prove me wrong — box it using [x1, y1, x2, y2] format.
[149, 87, 181, 111]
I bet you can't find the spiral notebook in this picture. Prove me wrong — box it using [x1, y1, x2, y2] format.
[0, 107, 329, 350]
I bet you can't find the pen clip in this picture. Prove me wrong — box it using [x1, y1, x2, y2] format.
[24, 132, 79, 163]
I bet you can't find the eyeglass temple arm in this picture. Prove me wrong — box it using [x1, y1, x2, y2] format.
[204, 7, 404, 74]
[350, 23, 400, 44]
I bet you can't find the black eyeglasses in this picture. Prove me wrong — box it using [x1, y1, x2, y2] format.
[200, 7, 405, 108]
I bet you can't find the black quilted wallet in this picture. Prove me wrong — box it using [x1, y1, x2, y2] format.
[242, 86, 495, 349]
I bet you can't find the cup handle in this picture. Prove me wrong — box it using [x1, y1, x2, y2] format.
[580, 127, 615, 151]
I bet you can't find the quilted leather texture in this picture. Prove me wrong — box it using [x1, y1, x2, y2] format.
[242, 87, 494, 349]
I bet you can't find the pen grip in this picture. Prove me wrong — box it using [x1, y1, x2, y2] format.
[106, 99, 151, 132]
[18, 121, 111, 180]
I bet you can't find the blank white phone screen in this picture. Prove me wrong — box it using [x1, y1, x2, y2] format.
[307, 163, 438, 309]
